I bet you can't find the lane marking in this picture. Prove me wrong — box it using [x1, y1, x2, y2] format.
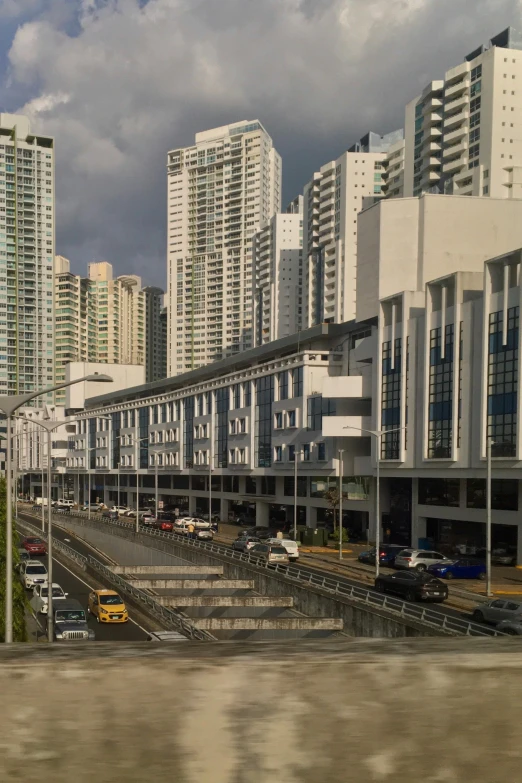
[50, 557, 150, 636]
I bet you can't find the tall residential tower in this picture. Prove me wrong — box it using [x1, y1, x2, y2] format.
[166, 120, 281, 375]
[0, 113, 55, 400]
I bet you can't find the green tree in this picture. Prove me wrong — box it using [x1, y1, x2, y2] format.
[324, 487, 340, 534]
[0, 476, 27, 642]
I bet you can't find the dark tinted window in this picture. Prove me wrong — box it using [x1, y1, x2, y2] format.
[418, 478, 460, 507]
[507, 603, 522, 611]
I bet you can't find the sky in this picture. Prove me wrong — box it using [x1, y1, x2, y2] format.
[0, 0, 521, 288]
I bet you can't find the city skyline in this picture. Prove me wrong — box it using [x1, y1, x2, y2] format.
[0, 1, 519, 286]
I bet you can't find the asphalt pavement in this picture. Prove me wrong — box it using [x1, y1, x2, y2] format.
[17, 524, 148, 642]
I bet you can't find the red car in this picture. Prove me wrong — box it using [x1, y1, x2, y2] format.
[153, 520, 173, 532]
[21, 537, 47, 556]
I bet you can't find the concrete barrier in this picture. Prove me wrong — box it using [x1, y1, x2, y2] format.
[112, 565, 224, 575]
[1, 638, 521, 782]
[129, 578, 255, 590]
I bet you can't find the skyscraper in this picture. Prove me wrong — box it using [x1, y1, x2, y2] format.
[143, 285, 167, 382]
[302, 132, 402, 327]
[0, 113, 55, 401]
[166, 120, 281, 375]
[253, 197, 303, 346]
[403, 27, 522, 199]
[54, 259, 146, 403]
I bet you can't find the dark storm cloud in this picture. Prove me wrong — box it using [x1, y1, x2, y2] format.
[4, 0, 521, 286]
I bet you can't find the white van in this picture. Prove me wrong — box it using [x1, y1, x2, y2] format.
[56, 499, 74, 507]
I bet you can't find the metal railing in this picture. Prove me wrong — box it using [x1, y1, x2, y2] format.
[34, 509, 507, 639]
[16, 515, 214, 642]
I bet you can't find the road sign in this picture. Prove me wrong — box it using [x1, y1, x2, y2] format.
[158, 500, 164, 510]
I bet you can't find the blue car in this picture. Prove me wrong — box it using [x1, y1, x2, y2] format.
[427, 558, 486, 580]
[358, 545, 405, 567]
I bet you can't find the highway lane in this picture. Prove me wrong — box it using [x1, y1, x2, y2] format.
[19, 508, 486, 630]
[17, 528, 148, 642]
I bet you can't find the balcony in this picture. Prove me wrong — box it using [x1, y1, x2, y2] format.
[445, 124, 468, 144]
[444, 76, 469, 100]
[322, 375, 371, 399]
[322, 415, 372, 438]
[444, 92, 469, 115]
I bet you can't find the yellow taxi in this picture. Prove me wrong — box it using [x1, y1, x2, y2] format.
[87, 589, 129, 623]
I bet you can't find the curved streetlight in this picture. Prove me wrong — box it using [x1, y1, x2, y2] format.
[2, 373, 112, 643]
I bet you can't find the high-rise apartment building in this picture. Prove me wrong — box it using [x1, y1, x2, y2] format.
[303, 131, 402, 327]
[0, 113, 55, 401]
[253, 197, 303, 346]
[166, 120, 281, 375]
[403, 27, 522, 198]
[54, 259, 146, 402]
[143, 286, 167, 382]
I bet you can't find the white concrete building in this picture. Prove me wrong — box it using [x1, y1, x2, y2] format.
[166, 120, 281, 375]
[403, 27, 522, 199]
[252, 197, 303, 346]
[0, 113, 55, 400]
[381, 137, 406, 199]
[302, 146, 387, 327]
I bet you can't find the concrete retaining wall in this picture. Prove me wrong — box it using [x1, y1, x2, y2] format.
[63, 518, 442, 638]
[0, 638, 520, 782]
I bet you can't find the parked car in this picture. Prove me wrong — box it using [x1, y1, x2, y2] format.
[102, 510, 119, 521]
[21, 536, 47, 556]
[240, 527, 278, 540]
[232, 535, 261, 552]
[17, 548, 31, 565]
[81, 502, 101, 512]
[56, 499, 74, 508]
[492, 548, 517, 566]
[54, 504, 71, 514]
[496, 619, 522, 635]
[427, 559, 486, 580]
[30, 582, 68, 615]
[195, 528, 214, 541]
[394, 549, 451, 572]
[177, 516, 211, 530]
[147, 631, 188, 642]
[358, 544, 405, 567]
[110, 506, 130, 515]
[265, 537, 299, 561]
[375, 571, 448, 603]
[19, 560, 48, 590]
[472, 598, 522, 626]
[147, 518, 174, 532]
[49, 599, 95, 641]
[88, 589, 128, 623]
[249, 543, 289, 564]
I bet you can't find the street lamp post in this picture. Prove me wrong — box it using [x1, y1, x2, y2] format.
[342, 425, 406, 579]
[1, 373, 112, 643]
[293, 447, 299, 543]
[130, 436, 149, 533]
[338, 448, 344, 561]
[486, 436, 493, 598]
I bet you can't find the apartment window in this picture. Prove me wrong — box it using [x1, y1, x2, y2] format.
[466, 478, 518, 511]
[307, 395, 335, 431]
[243, 382, 251, 407]
[428, 324, 454, 459]
[470, 64, 482, 82]
[274, 412, 283, 429]
[183, 396, 195, 468]
[215, 387, 229, 468]
[274, 445, 282, 462]
[470, 80, 481, 97]
[229, 448, 236, 464]
[255, 374, 274, 468]
[288, 410, 296, 428]
[303, 443, 310, 461]
[232, 383, 241, 409]
[229, 419, 236, 435]
[291, 366, 303, 398]
[317, 442, 326, 461]
[483, 185, 489, 195]
[488, 307, 519, 457]
[288, 444, 296, 462]
[381, 339, 401, 459]
[239, 418, 246, 433]
[418, 478, 460, 507]
[278, 371, 288, 400]
[469, 128, 480, 144]
[470, 96, 481, 113]
[470, 112, 480, 129]
[469, 144, 480, 159]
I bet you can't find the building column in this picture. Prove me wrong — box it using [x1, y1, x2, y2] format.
[220, 497, 230, 522]
[188, 493, 196, 514]
[255, 500, 270, 527]
[306, 504, 317, 529]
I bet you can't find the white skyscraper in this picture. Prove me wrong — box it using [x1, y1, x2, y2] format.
[166, 120, 281, 375]
[253, 196, 303, 346]
[0, 113, 55, 401]
[303, 131, 403, 327]
[403, 27, 522, 199]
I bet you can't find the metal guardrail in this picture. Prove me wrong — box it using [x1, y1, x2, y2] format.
[45, 509, 506, 639]
[16, 515, 214, 642]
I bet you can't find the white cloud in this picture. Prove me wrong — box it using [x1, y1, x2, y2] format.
[6, 0, 522, 284]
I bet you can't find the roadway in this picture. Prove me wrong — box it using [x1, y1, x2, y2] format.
[17, 515, 148, 642]
[18, 507, 486, 631]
